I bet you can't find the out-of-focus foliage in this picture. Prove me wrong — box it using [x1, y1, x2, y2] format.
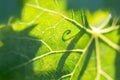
[0, 0, 24, 23]
[67, 0, 120, 15]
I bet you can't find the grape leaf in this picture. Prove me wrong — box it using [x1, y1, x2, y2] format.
[0, 0, 120, 80]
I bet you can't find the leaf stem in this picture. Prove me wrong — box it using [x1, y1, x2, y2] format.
[95, 37, 101, 80]
[7, 49, 84, 72]
[58, 73, 72, 80]
[95, 37, 113, 80]
[100, 70, 113, 80]
[100, 25, 120, 33]
[98, 34, 120, 52]
[40, 39, 53, 51]
[26, 4, 84, 29]
[18, 12, 44, 25]
[70, 37, 93, 80]
[15, 37, 53, 51]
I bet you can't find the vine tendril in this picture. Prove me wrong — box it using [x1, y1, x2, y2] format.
[62, 30, 76, 41]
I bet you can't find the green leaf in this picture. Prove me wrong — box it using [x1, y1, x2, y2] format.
[0, 0, 120, 80]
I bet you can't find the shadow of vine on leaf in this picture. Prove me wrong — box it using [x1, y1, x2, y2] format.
[77, 40, 94, 80]
[0, 0, 24, 24]
[56, 29, 86, 79]
[115, 22, 120, 80]
[0, 25, 42, 80]
[55, 11, 91, 79]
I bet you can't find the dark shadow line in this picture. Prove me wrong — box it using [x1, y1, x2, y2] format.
[66, 19, 82, 30]
[77, 40, 94, 80]
[115, 21, 120, 80]
[81, 10, 89, 28]
[56, 29, 86, 78]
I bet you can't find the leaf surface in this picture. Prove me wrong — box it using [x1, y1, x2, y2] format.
[0, 0, 120, 80]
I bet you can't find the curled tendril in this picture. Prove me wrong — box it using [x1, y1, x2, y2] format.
[62, 30, 76, 41]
